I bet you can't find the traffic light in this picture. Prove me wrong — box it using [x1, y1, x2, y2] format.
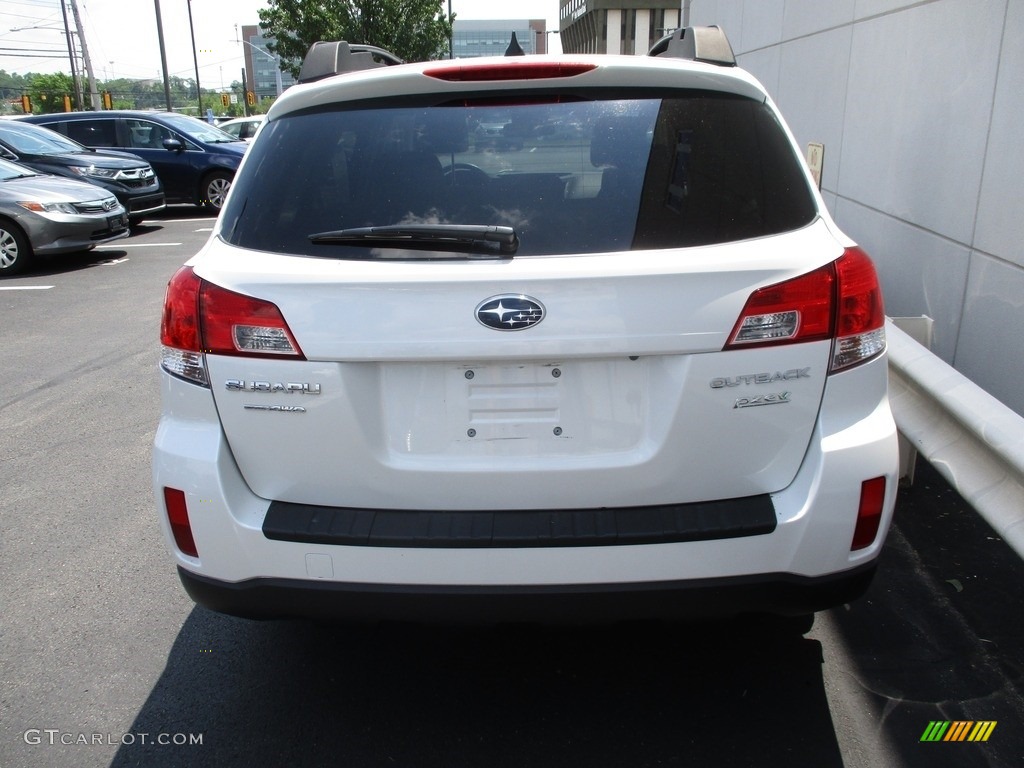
[63, 95, 72, 112]
[221, 93, 230, 108]
[246, 91, 256, 107]
[21, 94, 31, 113]
[102, 91, 113, 110]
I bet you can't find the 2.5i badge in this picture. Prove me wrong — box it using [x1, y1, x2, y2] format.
[734, 392, 791, 409]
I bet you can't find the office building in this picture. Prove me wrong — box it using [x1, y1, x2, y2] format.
[559, 1, 680, 54]
[452, 19, 549, 58]
[240, 25, 296, 100]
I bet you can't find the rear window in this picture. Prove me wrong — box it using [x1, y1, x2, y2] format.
[221, 91, 817, 258]
[64, 119, 118, 148]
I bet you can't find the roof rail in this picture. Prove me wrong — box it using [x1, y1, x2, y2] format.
[297, 41, 405, 84]
[648, 26, 736, 67]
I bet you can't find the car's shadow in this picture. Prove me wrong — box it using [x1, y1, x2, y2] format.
[110, 613, 841, 767]
[125, 222, 166, 236]
[0, 247, 134, 279]
[146, 205, 218, 223]
[0, 213, 196, 278]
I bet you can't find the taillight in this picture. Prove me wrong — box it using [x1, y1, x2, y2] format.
[724, 246, 885, 373]
[160, 267, 207, 385]
[424, 61, 596, 81]
[831, 247, 886, 372]
[725, 262, 835, 349]
[163, 487, 198, 557]
[199, 280, 304, 357]
[159, 266, 303, 387]
[851, 476, 886, 550]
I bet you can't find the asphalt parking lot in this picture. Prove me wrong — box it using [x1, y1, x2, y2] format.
[1, 209, 1022, 767]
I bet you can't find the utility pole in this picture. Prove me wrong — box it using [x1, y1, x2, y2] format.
[241, 68, 249, 117]
[59, 0, 84, 109]
[69, 0, 99, 110]
[153, 0, 174, 111]
[187, 0, 204, 116]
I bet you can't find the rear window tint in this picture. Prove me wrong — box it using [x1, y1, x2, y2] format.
[64, 119, 118, 148]
[221, 91, 816, 258]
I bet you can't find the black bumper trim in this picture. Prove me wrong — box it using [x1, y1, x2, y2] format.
[263, 495, 777, 549]
[127, 200, 167, 216]
[178, 563, 878, 623]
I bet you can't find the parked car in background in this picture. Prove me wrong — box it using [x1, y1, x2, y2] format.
[0, 157, 128, 275]
[22, 111, 246, 212]
[155, 31, 898, 624]
[0, 119, 163, 225]
[217, 115, 265, 142]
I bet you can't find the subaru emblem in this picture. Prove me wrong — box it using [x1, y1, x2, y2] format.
[476, 295, 545, 331]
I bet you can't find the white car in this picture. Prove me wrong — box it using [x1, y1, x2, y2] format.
[154, 30, 898, 623]
[216, 115, 265, 142]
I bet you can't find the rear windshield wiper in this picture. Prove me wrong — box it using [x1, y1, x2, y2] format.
[308, 224, 519, 258]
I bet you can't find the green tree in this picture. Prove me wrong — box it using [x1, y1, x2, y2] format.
[29, 72, 78, 114]
[258, 0, 453, 77]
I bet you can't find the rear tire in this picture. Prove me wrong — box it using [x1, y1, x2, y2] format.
[0, 219, 32, 276]
[201, 171, 233, 212]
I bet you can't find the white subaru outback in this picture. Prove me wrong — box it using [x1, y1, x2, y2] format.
[154, 28, 898, 623]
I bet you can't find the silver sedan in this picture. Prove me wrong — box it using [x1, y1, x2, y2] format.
[0, 157, 129, 276]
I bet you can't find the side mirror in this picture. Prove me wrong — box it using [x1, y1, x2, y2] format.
[162, 138, 184, 152]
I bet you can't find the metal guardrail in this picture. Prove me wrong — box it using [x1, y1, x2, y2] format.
[886, 319, 1024, 560]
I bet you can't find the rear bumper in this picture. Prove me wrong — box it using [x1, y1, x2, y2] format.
[179, 561, 878, 623]
[154, 353, 899, 621]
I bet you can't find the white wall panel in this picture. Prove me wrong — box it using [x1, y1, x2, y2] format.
[974, 1, 1024, 267]
[854, 0, 920, 19]
[839, 0, 1003, 244]
[784, 0, 856, 39]
[689, 1, 744, 43]
[738, 0, 785, 52]
[775, 27, 854, 194]
[955, 254, 1024, 415]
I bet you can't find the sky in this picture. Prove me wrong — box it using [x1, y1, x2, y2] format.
[0, 0, 563, 85]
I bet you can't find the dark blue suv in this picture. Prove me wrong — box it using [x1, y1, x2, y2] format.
[23, 111, 246, 212]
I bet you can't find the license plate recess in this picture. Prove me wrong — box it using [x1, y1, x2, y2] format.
[453, 362, 563, 441]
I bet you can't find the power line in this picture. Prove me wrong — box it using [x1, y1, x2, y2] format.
[0, 45, 68, 52]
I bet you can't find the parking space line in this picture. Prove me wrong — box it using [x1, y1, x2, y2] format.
[0, 286, 54, 290]
[95, 242, 183, 249]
